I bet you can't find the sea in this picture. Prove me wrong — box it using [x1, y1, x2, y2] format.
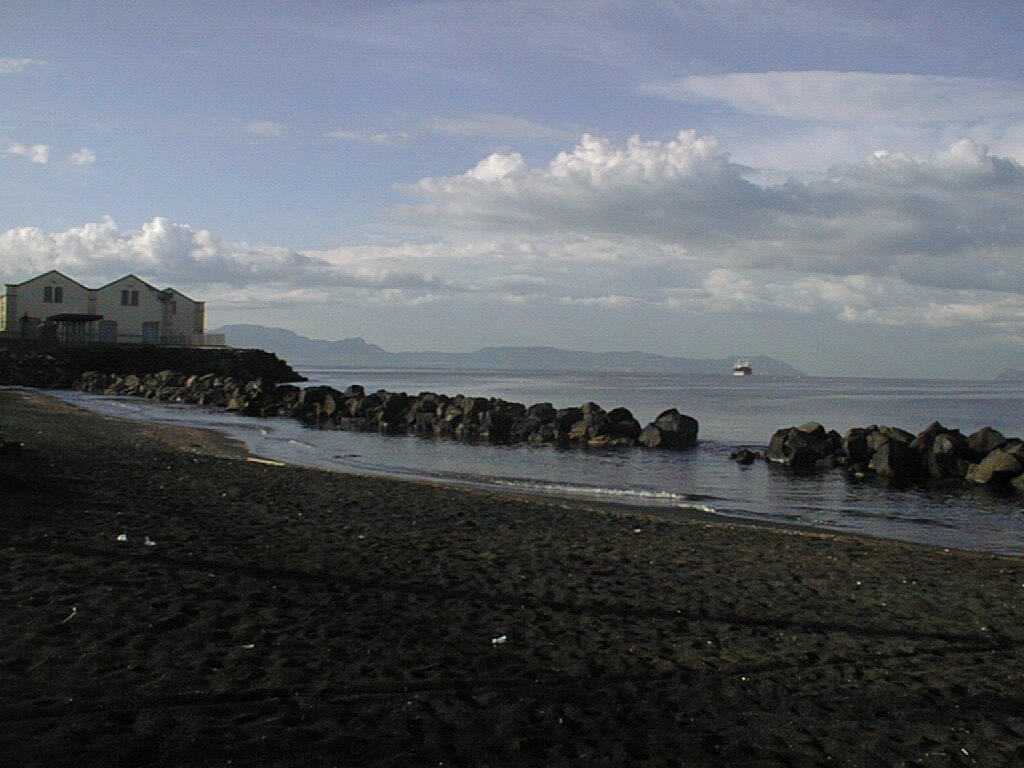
[48, 367, 1024, 557]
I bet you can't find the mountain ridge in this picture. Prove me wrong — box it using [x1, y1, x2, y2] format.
[213, 323, 806, 376]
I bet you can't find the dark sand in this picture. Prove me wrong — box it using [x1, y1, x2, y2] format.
[2, 389, 1023, 767]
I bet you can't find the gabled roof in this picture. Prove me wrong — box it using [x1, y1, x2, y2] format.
[7, 269, 91, 291]
[95, 273, 161, 293]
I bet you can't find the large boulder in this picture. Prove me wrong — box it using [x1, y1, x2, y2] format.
[868, 440, 922, 480]
[924, 431, 971, 480]
[639, 409, 698, 449]
[842, 427, 875, 466]
[968, 427, 1006, 460]
[605, 407, 642, 441]
[965, 449, 1023, 485]
[765, 423, 836, 468]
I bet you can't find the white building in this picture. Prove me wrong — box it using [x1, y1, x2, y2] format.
[0, 270, 224, 346]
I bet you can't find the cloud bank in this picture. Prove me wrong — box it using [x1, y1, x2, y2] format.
[3, 131, 1024, 341]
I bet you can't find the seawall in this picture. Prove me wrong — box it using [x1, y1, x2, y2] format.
[0, 340, 305, 388]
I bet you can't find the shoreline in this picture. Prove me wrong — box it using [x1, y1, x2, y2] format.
[3, 388, 1024, 767]
[23, 386, 943, 550]
[36, 385, 1022, 558]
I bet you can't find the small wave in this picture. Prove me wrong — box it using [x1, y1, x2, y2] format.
[286, 439, 316, 449]
[491, 478, 718, 513]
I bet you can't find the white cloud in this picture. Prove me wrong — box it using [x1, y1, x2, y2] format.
[642, 71, 1024, 124]
[69, 147, 97, 165]
[690, 269, 1024, 330]
[324, 129, 411, 145]
[426, 113, 574, 140]
[6, 194, 1024, 343]
[0, 57, 42, 74]
[324, 114, 573, 146]
[245, 120, 286, 138]
[404, 132, 1024, 294]
[4, 142, 50, 163]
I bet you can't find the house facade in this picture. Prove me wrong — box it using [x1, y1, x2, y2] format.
[0, 270, 223, 346]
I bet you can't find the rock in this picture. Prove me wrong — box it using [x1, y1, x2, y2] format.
[526, 402, 557, 422]
[842, 427, 874, 465]
[765, 423, 834, 468]
[606, 407, 642, 440]
[968, 427, 1006, 459]
[528, 424, 556, 444]
[868, 441, 922, 480]
[640, 409, 698, 449]
[867, 425, 914, 453]
[965, 449, 1023, 485]
[637, 424, 666, 449]
[553, 407, 584, 432]
[731, 448, 758, 465]
[925, 432, 971, 479]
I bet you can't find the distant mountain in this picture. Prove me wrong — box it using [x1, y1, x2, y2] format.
[213, 324, 805, 376]
[995, 369, 1024, 381]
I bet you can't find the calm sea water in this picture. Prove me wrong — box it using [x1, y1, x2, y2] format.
[49, 368, 1024, 557]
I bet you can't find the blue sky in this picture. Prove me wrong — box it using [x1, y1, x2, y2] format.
[3, 1, 1024, 378]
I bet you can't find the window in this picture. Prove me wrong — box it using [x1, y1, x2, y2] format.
[44, 286, 63, 303]
[121, 289, 139, 306]
[121, 289, 129, 305]
[54, 286, 63, 303]
[131, 290, 139, 306]
[44, 286, 53, 302]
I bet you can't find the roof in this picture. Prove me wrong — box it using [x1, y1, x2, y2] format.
[95, 273, 161, 293]
[6, 269, 90, 291]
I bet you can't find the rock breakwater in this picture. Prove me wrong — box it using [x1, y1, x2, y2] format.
[737, 421, 1024, 490]
[72, 371, 699, 450]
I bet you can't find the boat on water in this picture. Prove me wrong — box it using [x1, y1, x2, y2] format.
[733, 358, 753, 376]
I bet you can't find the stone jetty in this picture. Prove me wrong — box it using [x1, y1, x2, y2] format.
[737, 421, 1024, 490]
[71, 371, 698, 450]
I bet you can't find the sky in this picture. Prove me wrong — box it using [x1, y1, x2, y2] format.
[2, 0, 1024, 379]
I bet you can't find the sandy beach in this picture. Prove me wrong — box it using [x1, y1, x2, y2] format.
[2, 388, 1023, 767]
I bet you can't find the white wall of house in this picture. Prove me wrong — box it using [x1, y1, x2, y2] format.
[94, 275, 167, 343]
[160, 287, 206, 341]
[0, 270, 92, 333]
[1, 270, 209, 344]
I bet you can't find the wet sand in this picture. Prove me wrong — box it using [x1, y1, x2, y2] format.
[2, 388, 1023, 767]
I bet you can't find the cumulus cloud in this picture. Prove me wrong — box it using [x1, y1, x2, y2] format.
[0, 57, 42, 74]
[405, 131, 777, 242]
[404, 131, 1024, 294]
[245, 120, 286, 138]
[642, 71, 1024, 124]
[5, 142, 50, 163]
[69, 147, 97, 165]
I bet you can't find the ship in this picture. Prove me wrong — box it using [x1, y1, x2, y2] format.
[732, 358, 753, 376]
